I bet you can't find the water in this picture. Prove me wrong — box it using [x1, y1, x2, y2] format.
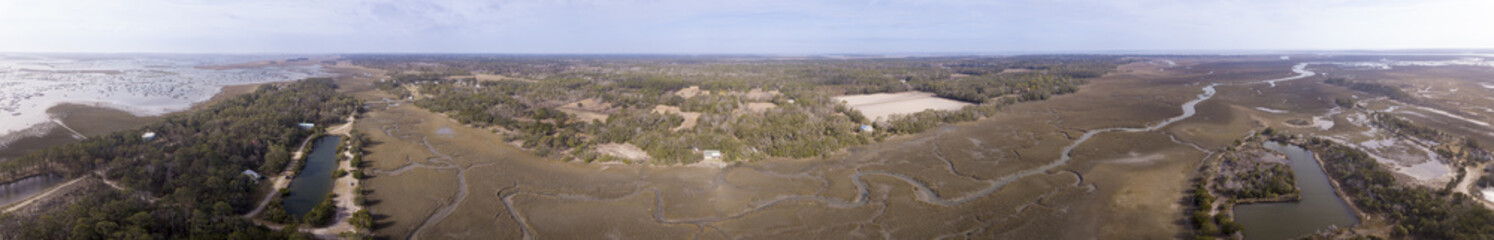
[0, 53, 329, 149]
[1233, 141, 1357, 240]
[0, 174, 67, 207]
[282, 135, 342, 217]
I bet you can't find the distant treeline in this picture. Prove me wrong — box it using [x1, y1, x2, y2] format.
[1324, 78, 1413, 102]
[0, 78, 359, 239]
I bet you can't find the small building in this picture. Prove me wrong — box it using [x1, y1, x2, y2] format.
[297, 123, 315, 130]
[702, 150, 723, 160]
[242, 169, 263, 182]
[141, 132, 157, 141]
[859, 125, 874, 133]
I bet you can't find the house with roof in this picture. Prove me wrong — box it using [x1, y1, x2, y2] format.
[702, 150, 723, 161]
[242, 169, 263, 182]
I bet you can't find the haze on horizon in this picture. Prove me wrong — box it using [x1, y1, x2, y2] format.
[2, 0, 1492, 54]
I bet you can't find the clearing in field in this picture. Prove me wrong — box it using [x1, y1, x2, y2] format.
[834, 91, 971, 122]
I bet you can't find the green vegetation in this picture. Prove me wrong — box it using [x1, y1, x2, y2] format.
[0, 189, 303, 239]
[0, 78, 354, 239]
[1371, 113, 1444, 142]
[1334, 98, 1358, 108]
[302, 195, 338, 227]
[353, 55, 1121, 164]
[264, 198, 293, 224]
[262, 145, 293, 176]
[912, 55, 1121, 103]
[349, 209, 373, 230]
[1218, 156, 1297, 199]
[1305, 138, 1494, 239]
[1187, 183, 1229, 238]
[1324, 78, 1413, 102]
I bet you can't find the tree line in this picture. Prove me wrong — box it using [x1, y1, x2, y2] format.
[1305, 138, 1494, 239]
[0, 78, 359, 239]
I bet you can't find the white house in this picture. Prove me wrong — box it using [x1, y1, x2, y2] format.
[297, 123, 315, 130]
[859, 125, 874, 133]
[141, 132, 157, 141]
[703, 150, 723, 160]
[242, 169, 263, 182]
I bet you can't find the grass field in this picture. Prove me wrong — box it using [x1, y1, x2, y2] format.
[344, 58, 1230, 239]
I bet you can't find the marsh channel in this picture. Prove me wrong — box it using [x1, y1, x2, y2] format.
[1233, 141, 1357, 240]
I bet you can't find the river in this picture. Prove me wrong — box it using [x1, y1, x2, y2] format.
[1233, 141, 1357, 240]
[283, 135, 342, 217]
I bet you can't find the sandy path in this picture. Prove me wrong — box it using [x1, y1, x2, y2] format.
[50, 119, 86, 139]
[1458, 163, 1487, 196]
[2, 177, 84, 213]
[93, 170, 157, 203]
[245, 114, 366, 239]
[244, 135, 315, 218]
[308, 149, 364, 238]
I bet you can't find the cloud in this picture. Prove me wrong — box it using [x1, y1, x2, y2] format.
[0, 0, 1490, 53]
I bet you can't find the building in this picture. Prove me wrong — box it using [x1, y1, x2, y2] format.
[241, 169, 263, 182]
[702, 150, 723, 160]
[141, 132, 157, 141]
[859, 125, 874, 133]
[297, 123, 315, 130]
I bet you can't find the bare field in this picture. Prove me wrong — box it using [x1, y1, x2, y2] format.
[834, 91, 971, 122]
[651, 105, 701, 131]
[595, 143, 650, 161]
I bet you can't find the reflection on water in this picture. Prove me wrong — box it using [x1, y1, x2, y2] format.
[283, 136, 342, 217]
[1234, 141, 1357, 240]
[0, 174, 67, 207]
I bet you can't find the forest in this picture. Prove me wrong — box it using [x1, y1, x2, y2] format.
[1217, 155, 1297, 199]
[353, 55, 1123, 164]
[1371, 113, 1446, 143]
[0, 78, 360, 239]
[1324, 78, 1413, 102]
[1305, 138, 1494, 239]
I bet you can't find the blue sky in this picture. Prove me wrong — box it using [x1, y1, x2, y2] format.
[2, 0, 1492, 54]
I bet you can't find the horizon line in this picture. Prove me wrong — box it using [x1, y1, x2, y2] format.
[5, 48, 1494, 57]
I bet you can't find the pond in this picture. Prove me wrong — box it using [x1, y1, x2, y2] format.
[282, 135, 341, 217]
[0, 174, 67, 207]
[1233, 141, 1358, 240]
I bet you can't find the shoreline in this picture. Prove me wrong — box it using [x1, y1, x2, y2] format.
[1306, 146, 1373, 224]
[0, 81, 297, 186]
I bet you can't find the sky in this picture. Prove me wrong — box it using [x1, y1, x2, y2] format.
[1, 0, 1492, 54]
